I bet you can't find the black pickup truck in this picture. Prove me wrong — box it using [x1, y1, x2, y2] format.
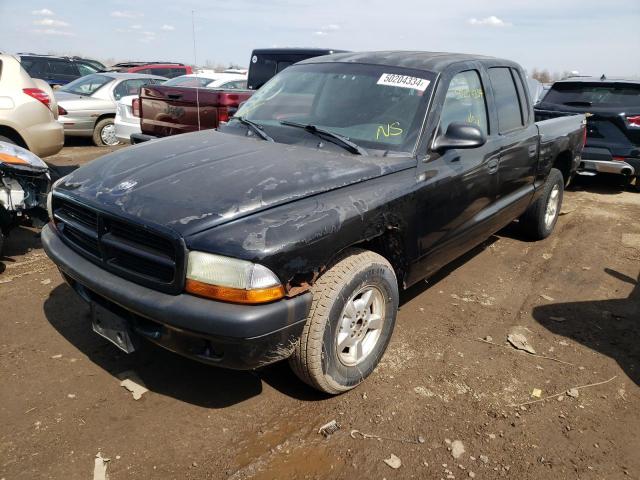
[43, 51, 586, 394]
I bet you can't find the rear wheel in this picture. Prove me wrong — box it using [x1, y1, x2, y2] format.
[289, 249, 399, 394]
[520, 168, 564, 240]
[0, 135, 18, 145]
[92, 118, 119, 147]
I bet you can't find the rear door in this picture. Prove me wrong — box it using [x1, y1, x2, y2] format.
[412, 66, 501, 278]
[488, 67, 538, 218]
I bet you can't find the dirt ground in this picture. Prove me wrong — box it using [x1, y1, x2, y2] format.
[1, 140, 639, 480]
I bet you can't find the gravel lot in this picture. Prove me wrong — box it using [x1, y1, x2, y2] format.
[1, 140, 639, 479]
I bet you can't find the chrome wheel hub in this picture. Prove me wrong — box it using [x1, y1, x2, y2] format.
[545, 184, 560, 229]
[336, 285, 385, 367]
[101, 123, 118, 146]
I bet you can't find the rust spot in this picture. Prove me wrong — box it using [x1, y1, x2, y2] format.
[285, 269, 323, 297]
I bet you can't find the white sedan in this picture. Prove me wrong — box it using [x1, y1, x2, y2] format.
[114, 73, 247, 143]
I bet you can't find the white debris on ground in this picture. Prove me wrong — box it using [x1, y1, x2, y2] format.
[507, 331, 536, 354]
[383, 453, 402, 469]
[93, 452, 109, 480]
[451, 440, 465, 459]
[118, 371, 148, 400]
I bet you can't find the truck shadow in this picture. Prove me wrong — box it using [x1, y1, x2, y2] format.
[1, 226, 42, 268]
[43, 284, 325, 407]
[569, 174, 635, 195]
[532, 268, 640, 386]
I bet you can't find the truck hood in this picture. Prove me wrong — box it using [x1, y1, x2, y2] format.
[55, 130, 415, 237]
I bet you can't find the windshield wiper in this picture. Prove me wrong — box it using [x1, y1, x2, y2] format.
[233, 116, 274, 142]
[279, 120, 368, 156]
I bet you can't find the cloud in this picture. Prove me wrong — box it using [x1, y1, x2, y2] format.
[111, 10, 143, 19]
[467, 16, 512, 27]
[160, 24, 175, 31]
[313, 23, 339, 36]
[130, 24, 143, 29]
[140, 31, 157, 43]
[31, 28, 75, 36]
[33, 18, 69, 27]
[31, 8, 54, 16]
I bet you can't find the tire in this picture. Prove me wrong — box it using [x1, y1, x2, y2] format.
[289, 248, 399, 394]
[92, 118, 119, 147]
[520, 168, 564, 240]
[0, 135, 17, 145]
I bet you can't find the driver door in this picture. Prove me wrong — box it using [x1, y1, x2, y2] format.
[411, 68, 501, 280]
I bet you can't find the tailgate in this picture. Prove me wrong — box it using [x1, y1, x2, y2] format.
[139, 86, 252, 137]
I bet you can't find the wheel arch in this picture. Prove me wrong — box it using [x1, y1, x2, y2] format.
[552, 150, 573, 186]
[0, 125, 29, 149]
[94, 112, 116, 128]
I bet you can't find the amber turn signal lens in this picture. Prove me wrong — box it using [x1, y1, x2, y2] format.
[185, 279, 285, 304]
[0, 153, 28, 165]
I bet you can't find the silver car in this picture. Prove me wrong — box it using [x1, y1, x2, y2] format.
[55, 72, 165, 146]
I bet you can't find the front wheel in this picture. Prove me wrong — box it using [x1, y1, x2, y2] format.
[92, 118, 120, 147]
[520, 167, 564, 240]
[289, 249, 399, 394]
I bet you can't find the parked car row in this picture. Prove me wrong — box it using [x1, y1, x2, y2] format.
[55, 72, 166, 146]
[2, 48, 639, 192]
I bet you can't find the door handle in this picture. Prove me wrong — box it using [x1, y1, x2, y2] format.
[487, 158, 499, 174]
[528, 145, 537, 158]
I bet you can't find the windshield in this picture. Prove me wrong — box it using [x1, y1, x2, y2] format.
[61, 74, 112, 95]
[162, 75, 216, 88]
[542, 82, 640, 108]
[234, 63, 435, 153]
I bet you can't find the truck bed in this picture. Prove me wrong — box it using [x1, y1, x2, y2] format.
[138, 85, 253, 138]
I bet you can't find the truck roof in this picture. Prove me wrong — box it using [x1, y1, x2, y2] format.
[300, 50, 517, 73]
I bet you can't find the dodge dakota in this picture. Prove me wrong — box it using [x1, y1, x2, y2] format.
[43, 51, 586, 394]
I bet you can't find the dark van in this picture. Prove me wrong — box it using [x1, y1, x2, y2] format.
[247, 48, 348, 90]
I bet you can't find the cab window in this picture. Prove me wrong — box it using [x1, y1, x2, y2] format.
[440, 70, 488, 135]
[488, 67, 524, 133]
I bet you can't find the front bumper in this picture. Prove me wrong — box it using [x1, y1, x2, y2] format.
[41, 224, 312, 369]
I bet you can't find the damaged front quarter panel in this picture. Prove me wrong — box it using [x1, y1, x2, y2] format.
[186, 166, 420, 295]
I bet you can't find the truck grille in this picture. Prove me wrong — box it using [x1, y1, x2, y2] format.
[52, 196, 185, 294]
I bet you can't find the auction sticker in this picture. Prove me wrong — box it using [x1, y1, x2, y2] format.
[377, 73, 430, 92]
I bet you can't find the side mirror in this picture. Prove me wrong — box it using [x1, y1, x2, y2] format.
[433, 122, 486, 151]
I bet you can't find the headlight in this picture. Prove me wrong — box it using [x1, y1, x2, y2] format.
[0, 141, 48, 171]
[185, 251, 285, 304]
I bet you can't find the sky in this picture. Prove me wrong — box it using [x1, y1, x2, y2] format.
[1, 0, 639, 77]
